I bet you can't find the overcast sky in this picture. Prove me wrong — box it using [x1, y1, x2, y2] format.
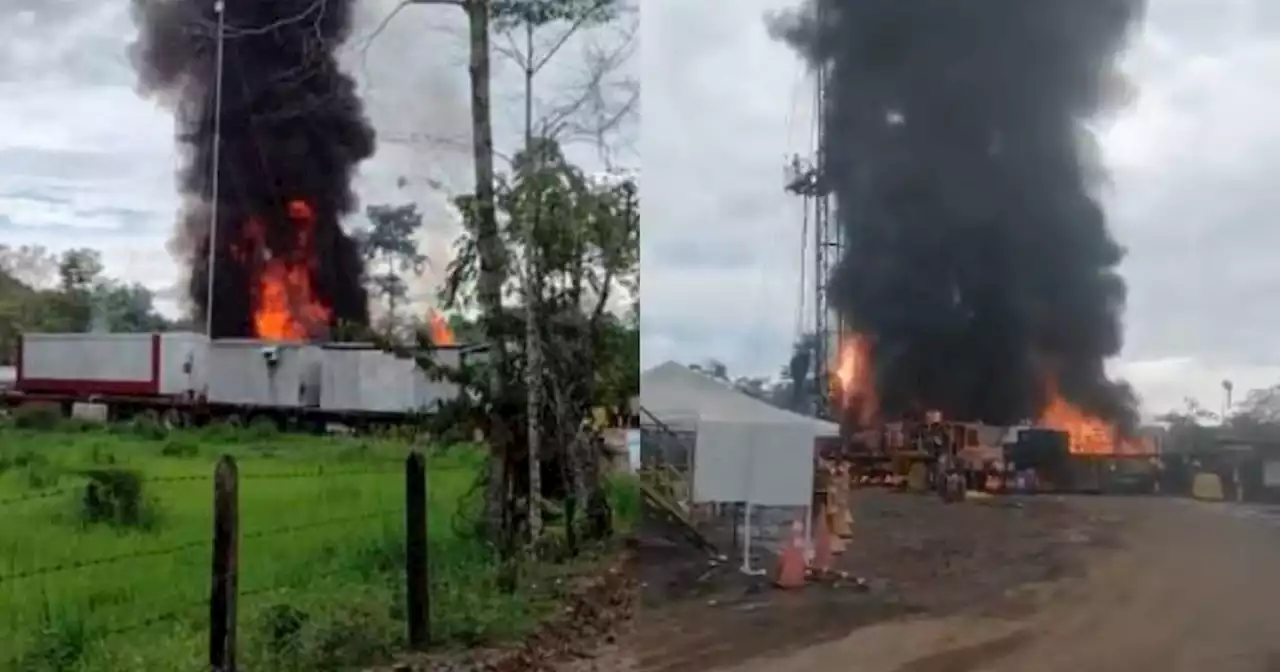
[0, 0, 634, 317]
[642, 0, 1280, 416]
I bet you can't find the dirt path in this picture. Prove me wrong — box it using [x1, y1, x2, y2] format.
[707, 497, 1280, 672]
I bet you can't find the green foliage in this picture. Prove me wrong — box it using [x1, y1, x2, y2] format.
[596, 313, 638, 412]
[0, 425, 589, 671]
[491, 0, 621, 31]
[355, 204, 428, 332]
[604, 472, 639, 532]
[443, 139, 637, 349]
[57, 248, 103, 292]
[440, 142, 638, 429]
[0, 245, 170, 364]
[75, 468, 162, 531]
[13, 404, 63, 430]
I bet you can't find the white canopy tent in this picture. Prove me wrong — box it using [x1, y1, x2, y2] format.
[640, 361, 839, 572]
[640, 361, 839, 437]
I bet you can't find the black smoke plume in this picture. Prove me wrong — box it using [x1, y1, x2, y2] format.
[130, 0, 372, 338]
[772, 0, 1143, 429]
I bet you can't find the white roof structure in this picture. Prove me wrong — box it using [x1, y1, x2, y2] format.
[640, 361, 839, 437]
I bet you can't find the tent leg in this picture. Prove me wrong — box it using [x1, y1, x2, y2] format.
[802, 503, 813, 562]
[739, 501, 765, 575]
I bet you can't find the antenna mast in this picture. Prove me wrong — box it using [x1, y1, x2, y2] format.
[784, 13, 840, 419]
[206, 0, 226, 338]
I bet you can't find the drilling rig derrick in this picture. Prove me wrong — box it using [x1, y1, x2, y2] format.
[784, 61, 841, 420]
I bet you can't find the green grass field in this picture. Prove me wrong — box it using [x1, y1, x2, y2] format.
[0, 414, 635, 671]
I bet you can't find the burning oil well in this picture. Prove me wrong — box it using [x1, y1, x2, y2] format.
[129, 0, 374, 340]
[772, 0, 1146, 444]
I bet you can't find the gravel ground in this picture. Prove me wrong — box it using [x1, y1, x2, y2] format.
[624, 489, 1119, 672]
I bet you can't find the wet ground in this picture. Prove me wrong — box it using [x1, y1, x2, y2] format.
[435, 490, 1280, 671]
[620, 489, 1122, 672]
[707, 496, 1280, 672]
[618, 492, 1280, 672]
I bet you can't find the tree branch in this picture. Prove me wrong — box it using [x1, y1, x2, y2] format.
[530, 0, 614, 74]
[536, 15, 636, 162]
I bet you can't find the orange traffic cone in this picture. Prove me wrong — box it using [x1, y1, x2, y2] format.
[775, 520, 808, 589]
[811, 508, 834, 575]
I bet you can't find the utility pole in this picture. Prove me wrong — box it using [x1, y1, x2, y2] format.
[205, 0, 227, 338]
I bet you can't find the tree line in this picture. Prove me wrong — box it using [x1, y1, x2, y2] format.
[0, 245, 173, 363]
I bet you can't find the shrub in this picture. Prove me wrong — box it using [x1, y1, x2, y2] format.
[246, 417, 279, 439]
[159, 437, 200, 458]
[76, 468, 162, 531]
[13, 405, 62, 430]
[125, 414, 168, 441]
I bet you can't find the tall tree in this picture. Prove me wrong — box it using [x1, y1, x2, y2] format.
[357, 203, 428, 336]
[379, 0, 636, 553]
[92, 282, 168, 333]
[444, 139, 637, 548]
[47, 248, 106, 332]
[492, 0, 628, 542]
[386, 0, 508, 544]
[57, 249, 104, 293]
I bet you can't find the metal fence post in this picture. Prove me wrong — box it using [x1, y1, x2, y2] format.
[210, 455, 239, 672]
[405, 451, 430, 649]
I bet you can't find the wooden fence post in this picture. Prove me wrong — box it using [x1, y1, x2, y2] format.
[210, 455, 240, 672]
[405, 451, 430, 650]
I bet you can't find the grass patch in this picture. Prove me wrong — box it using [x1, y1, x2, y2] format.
[0, 421, 617, 671]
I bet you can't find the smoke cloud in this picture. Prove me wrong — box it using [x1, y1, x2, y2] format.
[130, 0, 373, 338]
[772, 0, 1144, 428]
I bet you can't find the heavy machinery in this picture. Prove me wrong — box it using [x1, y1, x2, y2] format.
[836, 410, 1008, 501]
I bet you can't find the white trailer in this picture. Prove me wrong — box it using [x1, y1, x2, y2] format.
[320, 345, 419, 414]
[204, 340, 322, 408]
[16, 331, 208, 398]
[319, 344, 464, 415]
[4, 332, 479, 427]
[415, 346, 462, 412]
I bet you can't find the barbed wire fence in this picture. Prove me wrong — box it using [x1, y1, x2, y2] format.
[0, 452, 437, 672]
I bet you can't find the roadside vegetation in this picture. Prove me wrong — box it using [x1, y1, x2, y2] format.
[0, 412, 638, 672]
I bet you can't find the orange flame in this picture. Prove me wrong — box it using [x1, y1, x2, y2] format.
[1038, 376, 1153, 455]
[833, 333, 878, 424]
[233, 199, 332, 340]
[427, 309, 456, 346]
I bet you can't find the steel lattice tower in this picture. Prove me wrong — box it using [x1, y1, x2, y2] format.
[785, 54, 841, 419]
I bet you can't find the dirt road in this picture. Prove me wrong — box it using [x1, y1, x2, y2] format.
[708, 497, 1280, 672]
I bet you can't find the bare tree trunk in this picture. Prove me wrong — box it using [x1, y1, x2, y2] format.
[465, 0, 509, 543]
[522, 19, 544, 544]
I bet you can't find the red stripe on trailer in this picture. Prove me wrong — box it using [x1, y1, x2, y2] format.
[151, 332, 161, 391]
[14, 378, 160, 396]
